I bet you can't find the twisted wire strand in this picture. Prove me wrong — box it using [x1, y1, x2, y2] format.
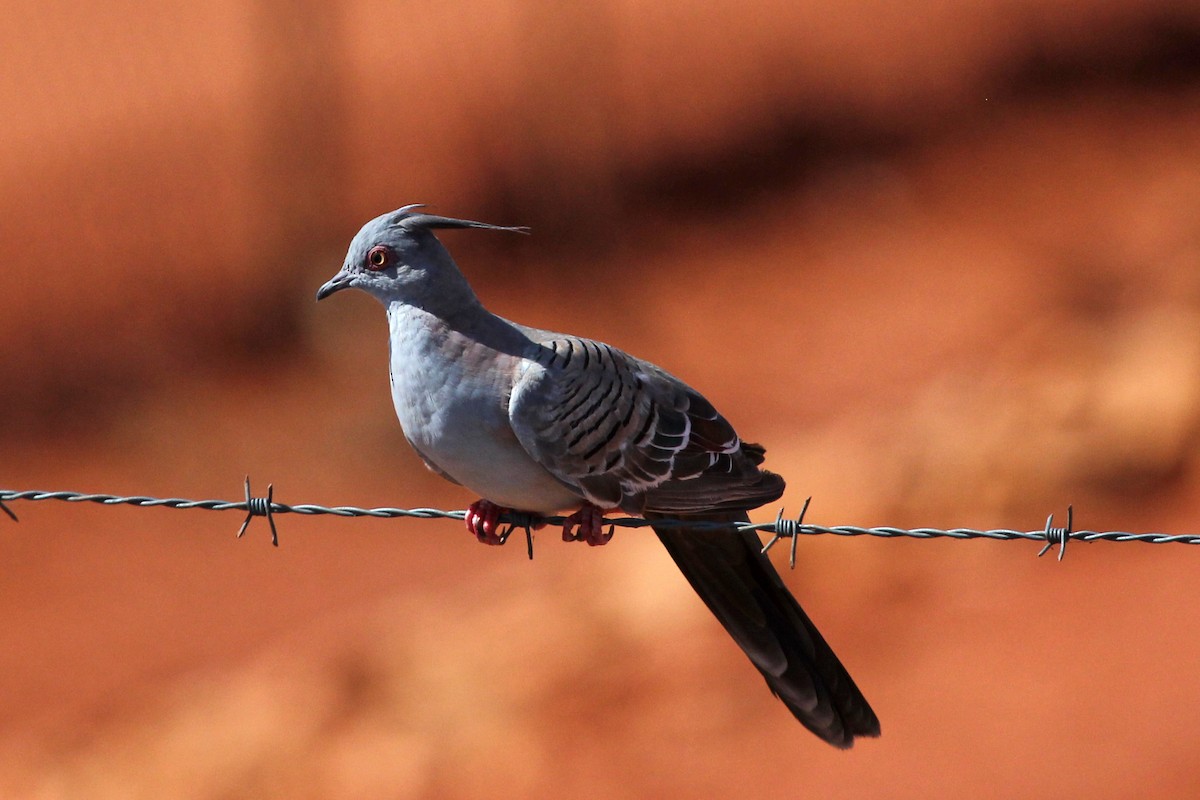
[2, 485, 1198, 555]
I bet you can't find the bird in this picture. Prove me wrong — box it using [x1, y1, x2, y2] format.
[316, 205, 880, 747]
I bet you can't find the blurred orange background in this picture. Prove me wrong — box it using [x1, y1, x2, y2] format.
[3, 1, 1200, 797]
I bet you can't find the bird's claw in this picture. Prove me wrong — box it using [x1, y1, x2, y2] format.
[466, 500, 545, 546]
[562, 504, 615, 546]
[469, 500, 611, 547]
[465, 500, 507, 545]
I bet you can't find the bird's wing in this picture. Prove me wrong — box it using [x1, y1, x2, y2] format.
[508, 335, 779, 514]
[509, 334, 878, 746]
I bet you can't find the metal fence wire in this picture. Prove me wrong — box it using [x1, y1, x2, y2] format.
[4, 479, 1199, 563]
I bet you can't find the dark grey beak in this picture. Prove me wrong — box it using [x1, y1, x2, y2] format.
[316, 270, 353, 301]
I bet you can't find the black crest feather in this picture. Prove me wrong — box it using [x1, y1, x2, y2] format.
[390, 205, 529, 235]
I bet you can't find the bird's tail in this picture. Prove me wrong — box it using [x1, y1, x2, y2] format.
[651, 510, 880, 748]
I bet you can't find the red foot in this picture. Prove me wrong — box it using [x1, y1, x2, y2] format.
[562, 503, 615, 546]
[465, 500, 546, 546]
[465, 500, 507, 545]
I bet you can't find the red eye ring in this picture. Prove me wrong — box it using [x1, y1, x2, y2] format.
[366, 245, 391, 270]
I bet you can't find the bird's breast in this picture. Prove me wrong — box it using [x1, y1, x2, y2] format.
[386, 305, 579, 512]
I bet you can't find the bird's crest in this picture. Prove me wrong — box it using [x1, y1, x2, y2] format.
[388, 204, 529, 235]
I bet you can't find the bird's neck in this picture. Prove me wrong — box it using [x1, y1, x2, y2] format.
[389, 284, 487, 327]
[375, 265, 481, 318]
[386, 295, 531, 359]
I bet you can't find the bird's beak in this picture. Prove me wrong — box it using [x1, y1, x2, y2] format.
[316, 270, 353, 301]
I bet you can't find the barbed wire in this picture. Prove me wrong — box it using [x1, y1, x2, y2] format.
[2, 480, 1198, 563]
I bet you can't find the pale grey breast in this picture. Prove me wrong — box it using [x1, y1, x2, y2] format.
[386, 304, 579, 511]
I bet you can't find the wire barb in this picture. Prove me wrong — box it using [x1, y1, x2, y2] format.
[1038, 505, 1074, 561]
[498, 511, 542, 560]
[0, 498, 16, 523]
[762, 496, 811, 569]
[236, 477, 279, 547]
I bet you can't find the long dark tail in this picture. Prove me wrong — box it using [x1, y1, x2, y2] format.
[652, 511, 880, 748]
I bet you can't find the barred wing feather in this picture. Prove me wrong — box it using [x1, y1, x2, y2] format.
[509, 335, 777, 514]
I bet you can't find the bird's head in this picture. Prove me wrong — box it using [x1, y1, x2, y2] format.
[316, 204, 527, 307]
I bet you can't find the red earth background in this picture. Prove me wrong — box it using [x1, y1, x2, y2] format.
[3, 2, 1200, 797]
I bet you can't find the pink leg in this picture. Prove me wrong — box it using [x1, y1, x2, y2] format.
[465, 499, 506, 545]
[562, 503, 615, 546]
[465, 500, 546, 546]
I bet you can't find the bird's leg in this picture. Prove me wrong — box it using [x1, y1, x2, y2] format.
[465, 500, 546, 546]
[562, 503, 616, 546]
[465, 499, 508, 545]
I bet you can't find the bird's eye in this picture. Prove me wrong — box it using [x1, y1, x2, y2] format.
[366, 245, 391, 270]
